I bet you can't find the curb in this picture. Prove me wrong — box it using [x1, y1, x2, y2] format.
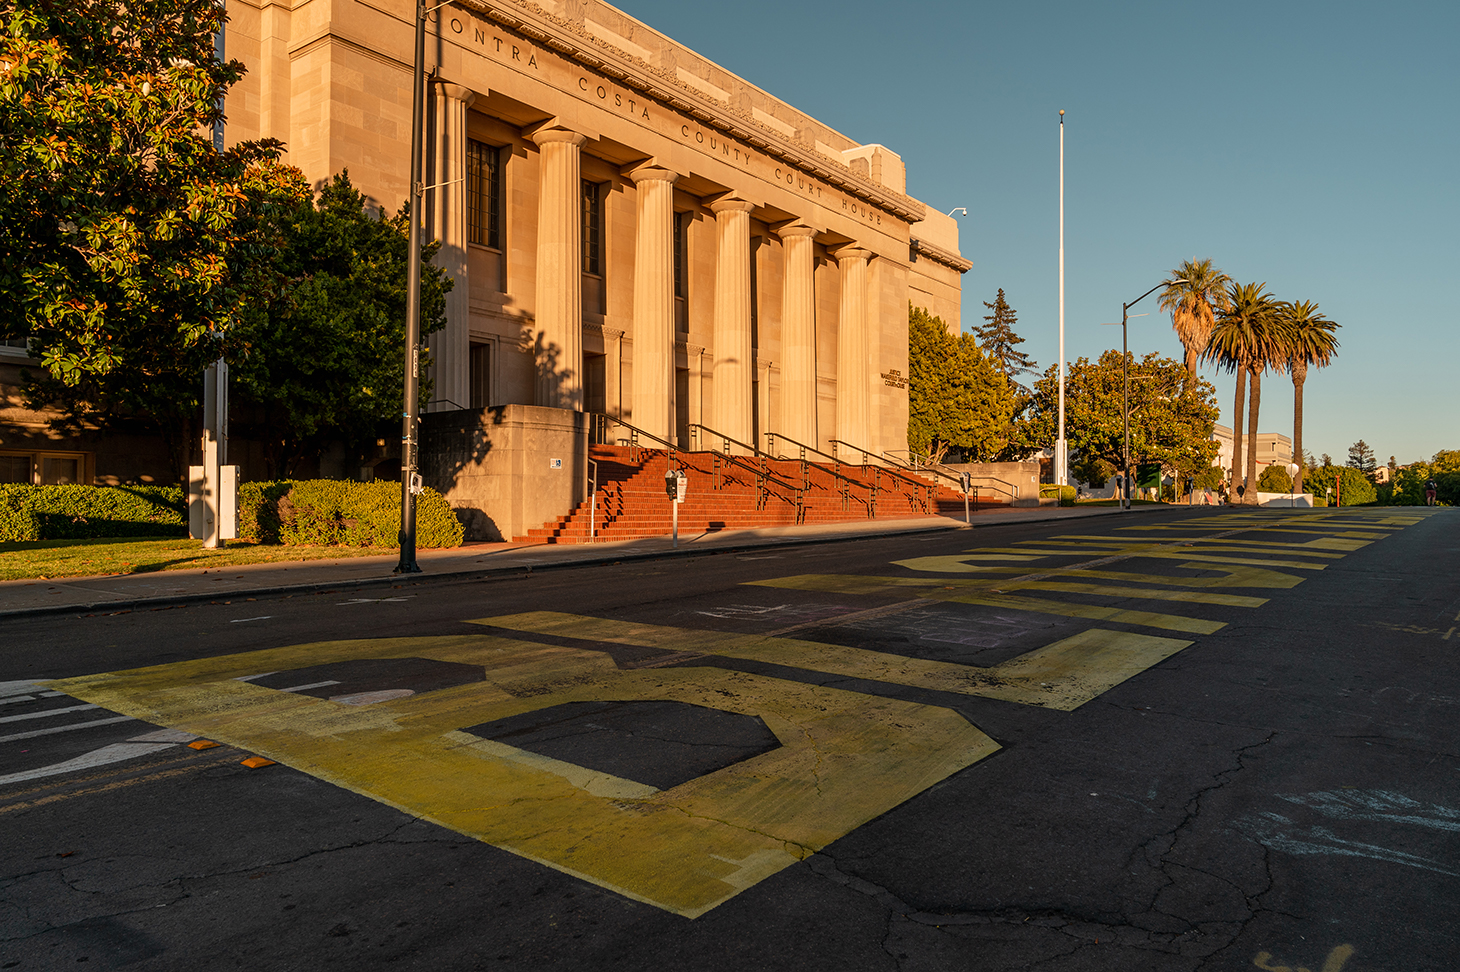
[0, 503, 1173, 621]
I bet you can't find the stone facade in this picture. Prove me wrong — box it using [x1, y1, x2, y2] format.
[1, 0, 971, 491]
[224, 0, 969, 454]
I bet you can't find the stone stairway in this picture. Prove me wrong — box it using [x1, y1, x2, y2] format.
[514, 445, 987, 544]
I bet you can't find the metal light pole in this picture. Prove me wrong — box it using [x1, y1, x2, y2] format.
[1055, 110, 1067, 486]
[395, 0, 429, 574]
[1110, 278, 1184, 511]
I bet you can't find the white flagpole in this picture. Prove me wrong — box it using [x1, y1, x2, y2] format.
[1056, 110, 1067, 486]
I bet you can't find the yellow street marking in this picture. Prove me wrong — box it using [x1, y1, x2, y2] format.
[891, 556, 1036, 573]
[49, 635, 995, 919]
[1001, 581, 1266, 607]
[784, 564, 1303, 594]
[753, 575, 1225, 630]
[940, 592, 1224, 634]
[1444, 628, 1454, 641]
[478, 612, 1192, 712]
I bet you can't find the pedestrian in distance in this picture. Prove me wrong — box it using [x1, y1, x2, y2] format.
[1425, 478, 1439, 506]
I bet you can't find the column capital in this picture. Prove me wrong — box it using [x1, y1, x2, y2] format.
[434, 81, 477, 108]
[627, 166, 679, 186]
[775, 222, 818, 240]
[530, 126, 587, 149]
[709, 195, 756, 216]
[833, 245, 872, 264]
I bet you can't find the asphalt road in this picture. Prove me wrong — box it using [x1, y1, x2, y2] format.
[2, 506, 1457, 971]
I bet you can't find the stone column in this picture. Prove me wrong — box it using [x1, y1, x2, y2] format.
[530, 127, 587, 410]
[777, 223, 818, 446]
[709, 196, 755, 449]
[834, 246, 871, 447]
[427, 82, 476, 412]
[628, 167, 678, 442]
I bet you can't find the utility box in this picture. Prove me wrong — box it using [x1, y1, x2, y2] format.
[665, 468, 687, 503]
[189, 464, 239, 541]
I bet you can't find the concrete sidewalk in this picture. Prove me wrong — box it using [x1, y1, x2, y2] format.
[0, 503, 1161, 619]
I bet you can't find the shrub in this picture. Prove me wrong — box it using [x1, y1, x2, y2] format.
[0, 484, 186, 542]
[1257, 465, 1293, 493]
[1040, 484, 1077, 506]
[237, 480, 463, 548]
[1304, 465, 1378, 506]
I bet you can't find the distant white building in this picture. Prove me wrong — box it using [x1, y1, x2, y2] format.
[1212, 426, 1293, 480]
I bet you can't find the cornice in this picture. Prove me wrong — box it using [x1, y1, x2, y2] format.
[909, 238, 972, 274]
[450, 0, 926, 224]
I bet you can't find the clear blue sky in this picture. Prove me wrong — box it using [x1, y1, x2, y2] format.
[617, 0, 1458, 465]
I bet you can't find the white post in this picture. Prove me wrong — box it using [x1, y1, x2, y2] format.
[1055, 110, 1067, 487]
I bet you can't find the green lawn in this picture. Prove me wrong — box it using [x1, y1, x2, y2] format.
[0, 537, 395, 582]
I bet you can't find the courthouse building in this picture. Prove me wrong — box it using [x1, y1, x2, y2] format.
[3, 0, 971, 533]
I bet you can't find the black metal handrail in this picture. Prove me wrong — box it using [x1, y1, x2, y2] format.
[829, 438, 953, 512]
[687, 423, 767, 458]
[893, 448, 1020, 501]
[590, 414, 679, 467]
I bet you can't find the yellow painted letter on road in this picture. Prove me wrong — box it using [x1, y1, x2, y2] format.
[48, 635, 996, 919]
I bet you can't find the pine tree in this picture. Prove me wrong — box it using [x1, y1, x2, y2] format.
[1347, 440, 1377, 477]
[975, 289, 1037, 384]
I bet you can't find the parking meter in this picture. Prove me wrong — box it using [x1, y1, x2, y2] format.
[665, 469, 687, 547]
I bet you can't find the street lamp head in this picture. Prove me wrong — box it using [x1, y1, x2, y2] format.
[947, 207, 968, 217]
[1059, 109, 1064, 116]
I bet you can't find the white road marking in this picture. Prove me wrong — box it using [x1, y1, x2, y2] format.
[1234, 811, 1459, 877]
[331, 689, 415, 706]
[0, 696, 36, 706]
[276, 680, 341, 693]
[232, 672, 279, 682]
[0, 703, 98, 724]
[229, 616, 274, 624]
[0, 681, 45, 699]
[0, 716, 136, 743]
[0, 742, 178, 786]
[129, 728, 198, 743]
[1278, 790, 1460, 833]
[339, 597, 413, 604]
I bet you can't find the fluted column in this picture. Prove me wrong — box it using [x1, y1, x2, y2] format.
[834, 246, 871, 447]
[777, 223, 818, 446]
[629, 167, 678, 441]
[709, 196, 755, 449]
[530, 127, 587, 410]
[427, 82, 476, 412]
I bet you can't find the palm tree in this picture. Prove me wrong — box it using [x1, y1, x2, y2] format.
[1282, 300, 1339, 496]
[1205, 282, 1283, 504]
[1159, 259, 1233, 380]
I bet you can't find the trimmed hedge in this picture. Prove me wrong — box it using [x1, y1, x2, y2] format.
[1040, 484, 1077, 507]
[0, 484, 186, 542]
[238, 480, 464, 548]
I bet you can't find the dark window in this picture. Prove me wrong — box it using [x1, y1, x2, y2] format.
[42, 457, 78, 485]
[469, 343, 491, 409]
[673, 211, 689, 299]
[467, 141, 503, 249]
[1, 337, 28, 352]
[0, 455, 31, 484]
[582, 181, 603, 275]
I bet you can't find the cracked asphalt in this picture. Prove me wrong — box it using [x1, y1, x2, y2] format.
[2, 506, 1457, 971]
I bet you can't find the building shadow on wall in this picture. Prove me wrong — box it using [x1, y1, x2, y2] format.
[420, 314, 577, 541]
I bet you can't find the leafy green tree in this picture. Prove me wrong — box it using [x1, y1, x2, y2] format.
[1205, 282, 1287, 504]
[0, 0, 283, 383]
[1307, 464, 1378, 506]
[1159, 259, 1232, 380]
[907, 305, 1019, 463]
[1347, 439, 1377, 478]
[974, 289, 1036, 385]
[228, 172, 450, 476]
[1281, 300, 1339, 495]
[1257, 464, 1293, 493]
[1022, 351, 1219, 488]
[1390, 451, 1460, 506]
